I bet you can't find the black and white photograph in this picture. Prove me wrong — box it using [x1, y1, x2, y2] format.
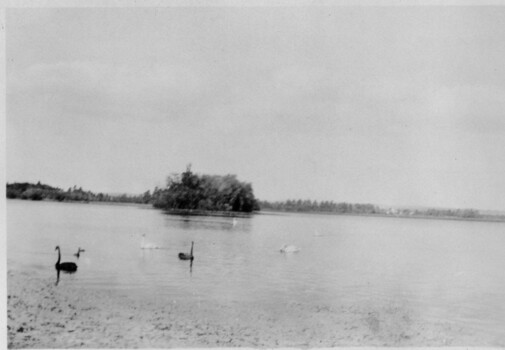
[3, 1, 505, 348]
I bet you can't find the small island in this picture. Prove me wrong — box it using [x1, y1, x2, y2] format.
[151, 165, 259, 214]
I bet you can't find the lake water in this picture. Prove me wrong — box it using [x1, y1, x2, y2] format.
[6, 199, 505, 344]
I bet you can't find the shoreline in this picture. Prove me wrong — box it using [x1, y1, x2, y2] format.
[258, 209, 505, 223]
[8, 270, 503, 348]
[7, 198, 505, 223]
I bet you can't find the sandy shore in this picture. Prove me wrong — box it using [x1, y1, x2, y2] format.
[7, 270, 503, 348]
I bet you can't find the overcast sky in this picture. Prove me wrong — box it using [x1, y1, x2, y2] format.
[5, 5, 505, 210]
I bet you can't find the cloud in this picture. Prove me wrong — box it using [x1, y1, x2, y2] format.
[8, 60, 210, 124]
[426, 84, 505, 134]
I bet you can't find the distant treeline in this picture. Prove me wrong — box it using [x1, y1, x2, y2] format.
[392, 207, 481, 219]
[258, 199, 379, 214]
[258, 199, 485, 220]
[151, 166, 259, 213]
[6, 182, 150, 204]
[6, 180, 501, 221]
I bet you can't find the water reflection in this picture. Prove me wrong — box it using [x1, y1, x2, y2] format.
[165, 215, 252, 232]
[55, 267, 77, 286]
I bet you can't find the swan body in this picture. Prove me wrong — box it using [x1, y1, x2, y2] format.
[55, 246, 77, 272]
[280, 245, 300, 253]
[141, 234, 160, 249]
[178, 241, 194, 260]
[74, 247, 85, 258]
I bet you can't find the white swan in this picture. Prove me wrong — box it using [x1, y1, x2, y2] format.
[141, 234, 160, 249]
[280, 244, 300, 253]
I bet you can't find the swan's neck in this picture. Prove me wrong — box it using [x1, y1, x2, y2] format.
[190, 242, 194, 256]
[56, 248, 61, 265]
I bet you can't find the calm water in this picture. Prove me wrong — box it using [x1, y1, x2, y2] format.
[7, 199, 505, 339]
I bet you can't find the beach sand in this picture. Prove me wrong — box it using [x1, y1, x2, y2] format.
[7, 270, 502, 348]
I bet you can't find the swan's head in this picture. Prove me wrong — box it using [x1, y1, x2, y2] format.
[55, 246, 60, 251]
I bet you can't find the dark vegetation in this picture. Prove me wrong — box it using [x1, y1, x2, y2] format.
[6, 168, 504, 221]
[258, 199, 499, 221]
[6, 166, 259, 214]
[259, 200, 379, 215]
[151, 165, 259, 213]
[6, 182, 150, 204]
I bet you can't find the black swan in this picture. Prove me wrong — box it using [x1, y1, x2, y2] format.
[74, 247, 85, 258]
[178, 241, 194, 260]
[55, 246, 77, 272]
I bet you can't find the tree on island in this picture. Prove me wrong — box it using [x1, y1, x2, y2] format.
[152, 165, 259, 213]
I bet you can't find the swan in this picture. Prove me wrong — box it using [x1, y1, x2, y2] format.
[141, 234, 160, 249]
[280, 244, 300, 253]
[178, 241, 194, 260]
[74, 247, 85, 258]
[55, 246, 77, 272]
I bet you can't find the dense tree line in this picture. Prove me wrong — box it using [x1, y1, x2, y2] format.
[258, 198, 483, 220]
[6, 182, 149, 204]
[6, 180, 493, 221]
[409, 208, 481, 219]
[258, 199, 379, 214]
[7, 182, 59, 201]
[152, 166, 259, 213]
